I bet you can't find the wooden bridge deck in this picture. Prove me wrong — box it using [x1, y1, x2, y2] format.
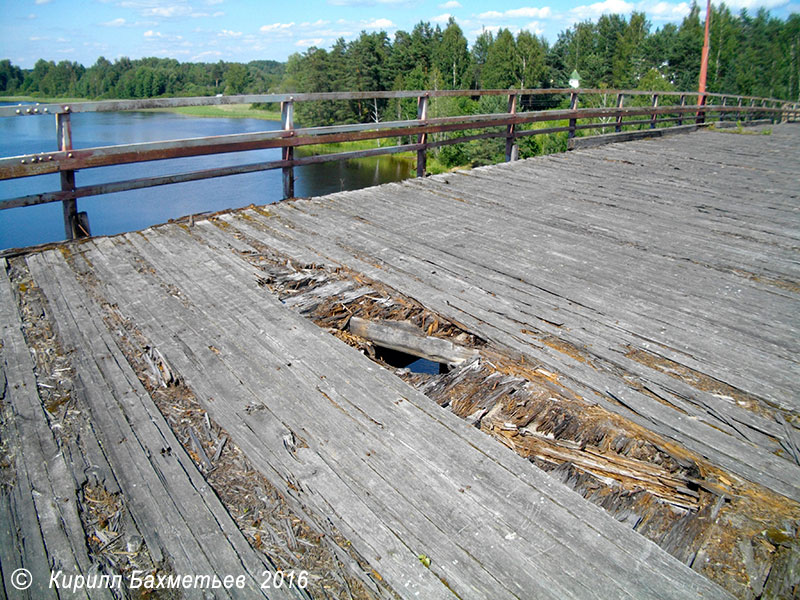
[2, 124, 798, 599]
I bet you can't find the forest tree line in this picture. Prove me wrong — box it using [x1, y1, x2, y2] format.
[1, 3, 798, 126]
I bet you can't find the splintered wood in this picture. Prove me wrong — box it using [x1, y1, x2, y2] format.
[2, 124, 799, 600]
[239, 235, 800, 599]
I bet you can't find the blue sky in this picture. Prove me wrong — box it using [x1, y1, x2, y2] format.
[2, 0, 797, 68]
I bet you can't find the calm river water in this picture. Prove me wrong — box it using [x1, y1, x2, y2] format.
[0, 105, 413, 250]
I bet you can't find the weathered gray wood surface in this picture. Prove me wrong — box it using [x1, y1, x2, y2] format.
[214, 125, 800, 502]
[16, 229, 732, 599]
[16, 252, 300, 599]
[6, 124, 798, 600]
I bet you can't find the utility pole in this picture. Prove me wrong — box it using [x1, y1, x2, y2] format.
[697, 0, 712, 121]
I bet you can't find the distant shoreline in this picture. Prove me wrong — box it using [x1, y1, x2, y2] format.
[0, 96, 281, 121]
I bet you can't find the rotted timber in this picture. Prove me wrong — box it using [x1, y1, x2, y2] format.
[2, 125, 798, 600]
[208, 226, 798, 599]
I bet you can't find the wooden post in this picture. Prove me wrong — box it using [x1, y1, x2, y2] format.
[737, 97, 743, 123]
[416, 94, 429, 178]
[505, 93, 518, 162]
[761, 98, 767, 123]
[677, 94, 686, 126]
[281, 99, 294, 199]
[650, 94, 659, 129]
[748, 98, 755, 123]
[56, 111, 78, 240]
[568, 92, 578, 140]
[614, 93, 624, 133]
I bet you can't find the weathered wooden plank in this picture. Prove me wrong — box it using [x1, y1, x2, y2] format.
[235, 201, 800, 501]
[0, 260, 99, 599]
[349, 316, 478, 365]
[82, 234, 455, 600]
[26, 250, 298, 599]
[84, 226, 733, 599]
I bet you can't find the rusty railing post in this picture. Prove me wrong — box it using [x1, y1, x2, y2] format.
[650, 93, 659, 129]
[696, 93, 706, 125]
[677, 94, 686, 126]
[568, 91, 578, 140]
[56, 110, 78, 240]
[416, 94, 429, 177]
[281, 98, 295, 199]
[505, 93, 518, 162]
[614, 93, 624, 133]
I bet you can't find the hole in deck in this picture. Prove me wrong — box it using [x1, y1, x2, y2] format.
[373, 346, 449, 374]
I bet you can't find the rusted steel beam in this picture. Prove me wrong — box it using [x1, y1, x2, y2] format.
[505, 93, 518, 162]
[281, 99, 294, 199]
[0, 143, 424, 211]
[56, 112, 78, 239]
[0, 104, 779, 182]
[416, 94, 429, 177]
[650, 94, 659, 129]
[615, 94, 625, 133]
[568, 92, 579, 139]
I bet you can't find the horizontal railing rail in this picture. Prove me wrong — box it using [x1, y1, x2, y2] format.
[1, 88, 798, 242]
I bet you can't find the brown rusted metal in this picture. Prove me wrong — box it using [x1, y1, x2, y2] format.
[568, 92, 579, 139]
[0, 143, 425, 211]
[505, 93, 518, 162]
[0, 93, 786, 218]
[416, 94, 429, 178]
[56, 112, 78, 240]
[281, 99, 294, 199]
[615, 93, 625, 133]
[0, 103, 780, 183]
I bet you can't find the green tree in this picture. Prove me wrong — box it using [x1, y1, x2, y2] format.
[483, 29, 517, 88]
[435, 17, 470, 89]
[223, 63, 249, 94]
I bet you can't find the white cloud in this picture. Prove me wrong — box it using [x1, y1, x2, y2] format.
[101, 17, 127, 26]
[144, 30, 162, 37]
[639, 1, 690, 19]
[34, 0, 51, 4]
[29, 36, 48, 41]
[362, 18, 394, 28]
[219, 29, 242, 37]
[145, 5, 193, 17]
[193, 50, 222, 59]
[260, 22, 295, 32]
[439, 0, 461, 7]
[296, 38, 324, 47]
[205, 0, 224, 4]
[717, 0, 789, 7]
[507, 7, 551, 18]
[300, 19, 330, 27]
[527, 20, 545, 34]
[570, 0, 634, 19]
[27, 13, 37, 19]
[478, 7, 552, 20]
[432, 13, 452, 23]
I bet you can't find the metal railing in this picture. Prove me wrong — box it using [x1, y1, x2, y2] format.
[1, 88, 797, 241]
